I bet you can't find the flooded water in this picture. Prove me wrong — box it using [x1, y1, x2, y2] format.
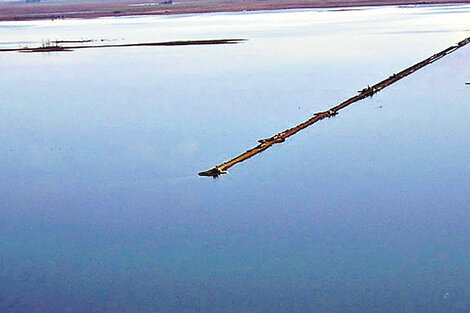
[1, 4, 470, 313]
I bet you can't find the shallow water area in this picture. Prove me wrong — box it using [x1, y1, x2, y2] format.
[1, 5, 470, 313]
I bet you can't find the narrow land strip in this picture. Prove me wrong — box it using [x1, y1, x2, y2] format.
[0, 39, 246, 53]
[199, 36, 470, 178]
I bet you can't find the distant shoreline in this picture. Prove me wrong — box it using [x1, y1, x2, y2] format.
[1, 0, 470, 22]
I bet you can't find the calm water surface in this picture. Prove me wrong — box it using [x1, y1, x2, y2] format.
[1, 5, 470, 313]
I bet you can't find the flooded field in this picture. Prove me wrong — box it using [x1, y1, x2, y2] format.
[1, 5, 470, 313]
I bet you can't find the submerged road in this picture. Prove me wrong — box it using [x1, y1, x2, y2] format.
[199, 36, 470, 178]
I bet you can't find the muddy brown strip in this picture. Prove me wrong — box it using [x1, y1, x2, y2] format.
[2, 0, 470, 22]
[199, 36, 470, 178]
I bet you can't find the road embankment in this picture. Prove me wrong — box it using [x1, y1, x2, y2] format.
[199, 36, 470, 178]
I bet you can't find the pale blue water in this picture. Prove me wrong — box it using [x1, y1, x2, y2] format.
[1, 5, 470, 313]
